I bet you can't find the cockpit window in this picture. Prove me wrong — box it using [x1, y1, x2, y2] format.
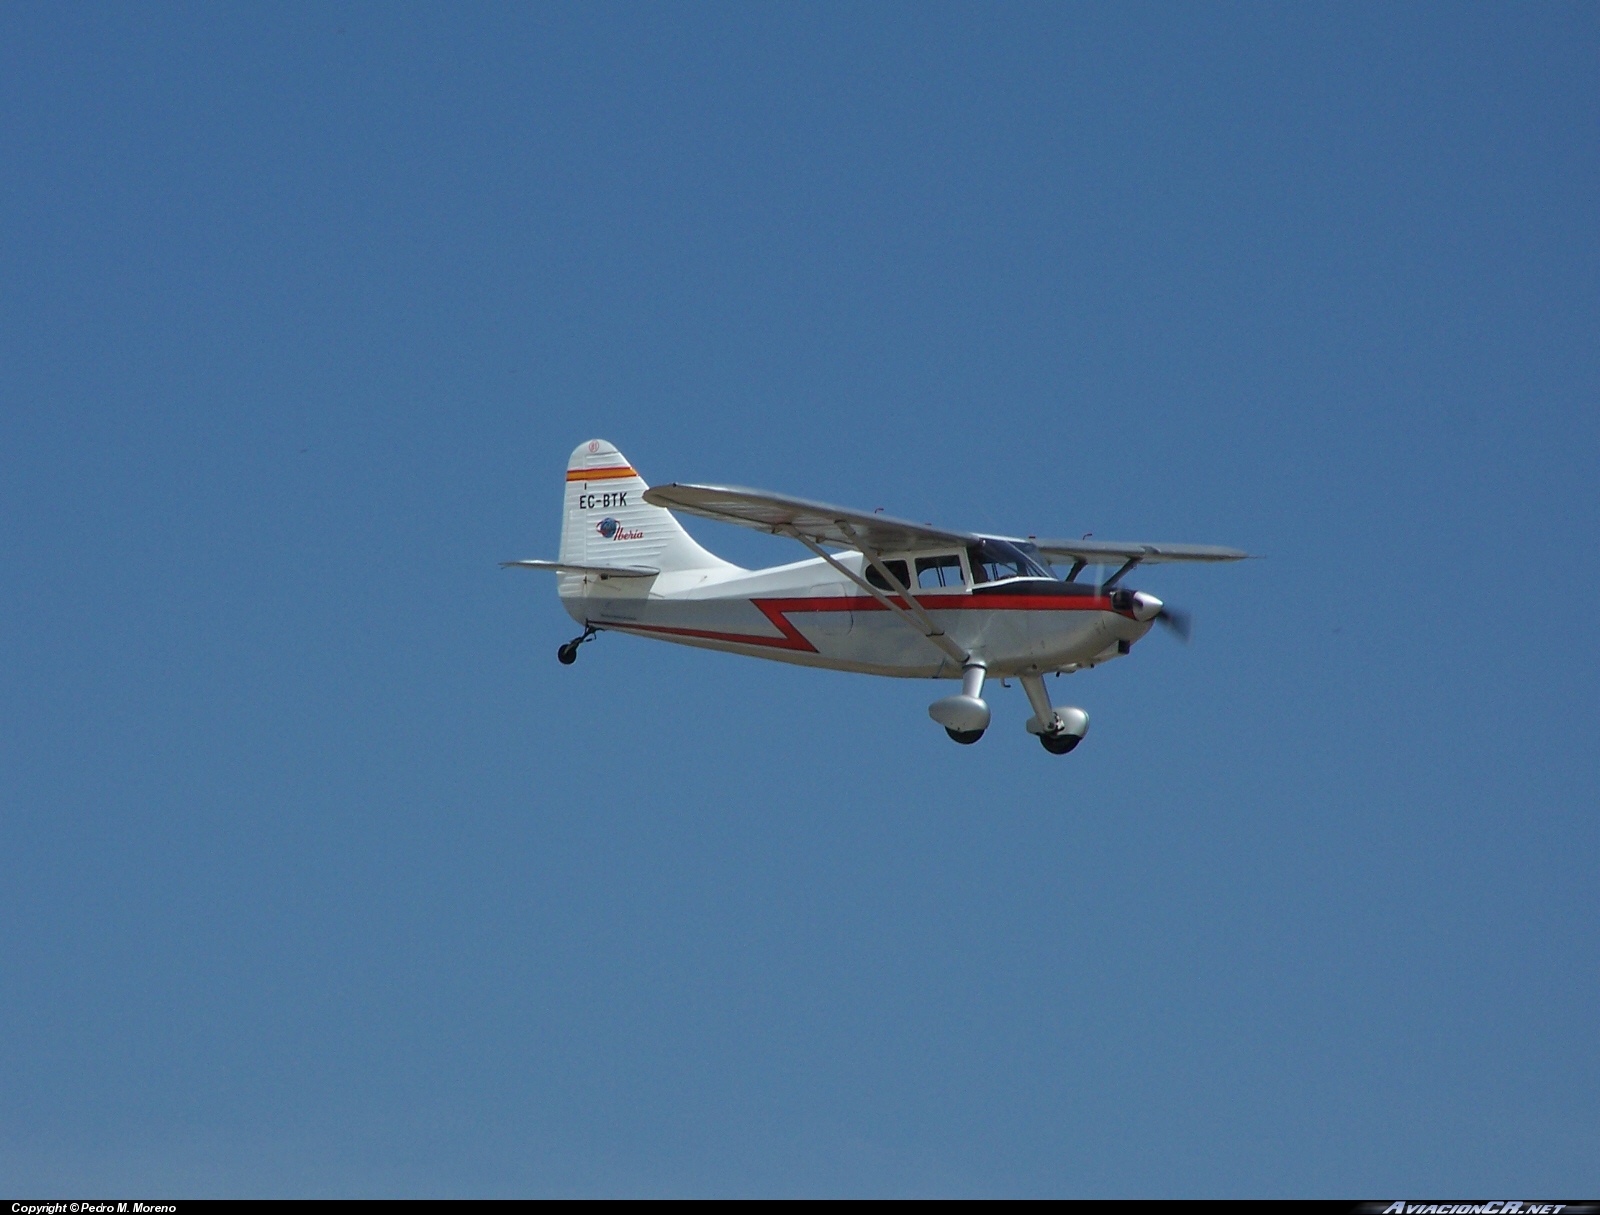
[915, 554, 965, 589]
[967, 539, 1054, 583]
[864, 559, 911, 591]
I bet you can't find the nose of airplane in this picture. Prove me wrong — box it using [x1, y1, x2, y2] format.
[1130, 591, 1164, 622]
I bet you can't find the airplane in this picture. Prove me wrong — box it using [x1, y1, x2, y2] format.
[506, 439, 1250, 753]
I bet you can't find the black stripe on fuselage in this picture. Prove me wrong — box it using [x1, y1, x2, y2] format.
[971, 577, 1101, 599]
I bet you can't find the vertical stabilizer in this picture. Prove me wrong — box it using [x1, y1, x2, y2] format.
[559, 440, 735, 574]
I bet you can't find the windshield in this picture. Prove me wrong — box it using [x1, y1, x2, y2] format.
[967, 538, 1054, 583]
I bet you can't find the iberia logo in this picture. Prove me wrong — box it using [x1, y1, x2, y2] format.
[597, 517, 644, 541]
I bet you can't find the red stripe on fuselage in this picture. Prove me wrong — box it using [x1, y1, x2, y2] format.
[604, 598, 822, 652]
[600, 593, 1122, 653]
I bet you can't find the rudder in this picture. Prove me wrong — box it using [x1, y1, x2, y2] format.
[559, 439, 734, 575]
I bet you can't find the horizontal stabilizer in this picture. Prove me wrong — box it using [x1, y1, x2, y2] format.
[1032, 539, 1251, 565]
[501, 559, 659, 578]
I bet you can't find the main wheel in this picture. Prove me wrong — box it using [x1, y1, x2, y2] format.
[946, 727, 984, 745]
[557, 642, 577, 665]
[1039, 731, 1081, 755]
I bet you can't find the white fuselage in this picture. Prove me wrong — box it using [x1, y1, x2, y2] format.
[558, 551, 1153, 681]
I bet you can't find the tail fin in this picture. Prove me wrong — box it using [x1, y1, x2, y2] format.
[559, 440, 736, 574]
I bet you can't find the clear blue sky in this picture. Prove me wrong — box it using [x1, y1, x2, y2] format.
[2, 2, 1596, 1197]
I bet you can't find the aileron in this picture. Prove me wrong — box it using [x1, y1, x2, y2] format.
[1033, 539, 1252, 565]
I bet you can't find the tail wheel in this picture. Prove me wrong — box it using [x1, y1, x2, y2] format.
[946, 727, 984, 745]
[557, 626, 597, 665]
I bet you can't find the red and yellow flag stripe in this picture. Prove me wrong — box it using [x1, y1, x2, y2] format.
[565, 465, 637, 482]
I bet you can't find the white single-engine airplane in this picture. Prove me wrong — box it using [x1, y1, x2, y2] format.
[507, 439, 1249, 753]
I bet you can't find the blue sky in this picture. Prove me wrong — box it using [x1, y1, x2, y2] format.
[2, 2, 1596, 1197]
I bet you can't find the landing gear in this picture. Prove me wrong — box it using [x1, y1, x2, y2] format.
[929, 664, 991, 744]
[1020, 674, 1089, 755]
[557, 625, 597, 665]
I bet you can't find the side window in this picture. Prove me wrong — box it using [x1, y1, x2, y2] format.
[915, 554, 966, 590]
[865, 559, 910, 590]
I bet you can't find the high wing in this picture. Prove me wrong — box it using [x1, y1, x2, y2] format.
[1032, 539, 1251, 565]
[501, 559, 659, 578]
[643, 484, 1251, 565]
[642, 483, 973, 552]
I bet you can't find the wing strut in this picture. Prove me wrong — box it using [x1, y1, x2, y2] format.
[1101, 556, 1142, 589]
[781, 526, 970, 667]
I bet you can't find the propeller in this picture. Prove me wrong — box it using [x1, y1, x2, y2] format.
[1115, 589, 1193, 642]
[1155, 605, 1191, 642]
